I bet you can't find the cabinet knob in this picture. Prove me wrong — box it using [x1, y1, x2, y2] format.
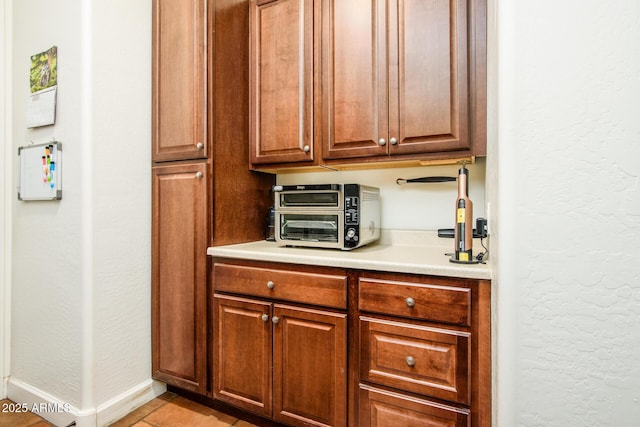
[261, 314, 269, 322]
[378, 138, 386, 146]
[390, 137, 398, 145]
[195, 171, 203, 179]
[406, 356, 416, 367]
[405, 297, 415, 308]
[196, 142, 204, 150]
[266, 280, 275, 289]
[272, 316, 280, 325]
[303, 145, 310, 153]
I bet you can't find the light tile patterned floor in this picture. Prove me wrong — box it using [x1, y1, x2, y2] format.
[1, 393, 260, 427]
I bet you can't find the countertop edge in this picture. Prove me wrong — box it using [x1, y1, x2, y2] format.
[206, 236, 492, 281]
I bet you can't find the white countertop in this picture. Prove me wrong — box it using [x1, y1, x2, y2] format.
[207, 230, 491, 280]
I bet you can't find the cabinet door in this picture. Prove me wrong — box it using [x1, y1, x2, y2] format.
[273, 304, 347, 427]
[152, 0, 207, 162]
[151, 162, 208, 393]
[249, 0, 314, 165]
[320, 0, 389, 159]
[360, 385, 470, 427]
[213, 295, 273, 417]
[389, 0, 470, 155]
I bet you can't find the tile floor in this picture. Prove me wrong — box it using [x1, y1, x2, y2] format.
[0, 392, 261, 427]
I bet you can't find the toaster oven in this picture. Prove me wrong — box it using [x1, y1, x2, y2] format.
[273, 184, 381, 250]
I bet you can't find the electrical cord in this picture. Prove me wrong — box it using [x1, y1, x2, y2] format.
[475, 236, 489, 263]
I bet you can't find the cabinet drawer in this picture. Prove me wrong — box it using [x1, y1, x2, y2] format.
[359, 384, 470, 427]
[213, 263, 347, 309]
[358, 277, 471, 326]
[360, 317, 470, 405]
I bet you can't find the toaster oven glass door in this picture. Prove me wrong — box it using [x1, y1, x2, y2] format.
[279, 192, 340, 208]
[279, 213, 341, 243]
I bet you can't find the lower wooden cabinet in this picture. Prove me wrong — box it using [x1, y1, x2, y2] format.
[151, 162, 208, 394]
[356, 272, 491, 427]
[360, 316, 470, 405]
[207, 260, 490, 427]
[359, 385, 470, 427]
[213, 293, 347, 427]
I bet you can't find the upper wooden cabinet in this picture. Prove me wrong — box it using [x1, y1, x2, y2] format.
[249, 0, 314, 165]
[321, 0, 482, 160]
[152, 0, 208, 162]
[249, 0, 487, 170]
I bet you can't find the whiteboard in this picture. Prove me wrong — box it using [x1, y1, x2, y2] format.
[18, 141, 62, 201]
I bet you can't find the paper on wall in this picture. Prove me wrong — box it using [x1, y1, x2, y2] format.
[26, 46, 57, 128]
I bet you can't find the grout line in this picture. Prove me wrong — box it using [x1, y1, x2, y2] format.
[134, 393, 179, 427]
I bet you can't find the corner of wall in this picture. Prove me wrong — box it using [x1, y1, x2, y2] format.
[0, 0, 13, 401]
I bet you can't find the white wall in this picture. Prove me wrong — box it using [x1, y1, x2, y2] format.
[492, 0, 640, 425]
[8, 0, 161, 425]
[278, 159, 487, 231]
[0, 0, 9, 400]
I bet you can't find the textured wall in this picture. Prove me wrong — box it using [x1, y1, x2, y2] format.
[11, 0, 85, 406]
[9, 0, 153, 416]
[494, 0, 640, 425]
[0, 0, 7, 401]
[90, 0, 152, 408]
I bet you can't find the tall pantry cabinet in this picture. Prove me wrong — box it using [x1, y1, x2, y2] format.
[151, 0, 274, 394]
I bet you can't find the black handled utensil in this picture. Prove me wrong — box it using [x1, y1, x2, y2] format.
[395, 176, 456, 185]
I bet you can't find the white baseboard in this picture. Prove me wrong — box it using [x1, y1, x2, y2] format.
[7, 377, 167, 427]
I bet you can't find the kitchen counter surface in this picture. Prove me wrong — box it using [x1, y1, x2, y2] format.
[207, 230, 491, 280]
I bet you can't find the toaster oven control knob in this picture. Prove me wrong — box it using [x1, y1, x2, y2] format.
[346, 228, 356, 239]
[266, 280, 275, 289]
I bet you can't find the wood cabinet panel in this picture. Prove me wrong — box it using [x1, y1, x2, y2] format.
[151, 162, 208, 393]
[359, 385, 470, 427]
[360, 316, 470, 405]
[322, 0, 477, 161]
[250, 0, 314, 164]
[213, 262, 347, 309]
[213, 294, 273, 416]
[358, 277, 471, 326]
[273, 304, 347, 427]
[211, 0, 276, 246]
[390, 0, 470, 155]
[152, 0, 207, 162]
[319, 0, 388, 158]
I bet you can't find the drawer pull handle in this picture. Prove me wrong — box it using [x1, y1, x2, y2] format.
[261, 314, 269, 322]
[272, 316, 280, 325]
[405, 297, 415, 308]
[267, 280, 275, 289]
[406, 356, 416, 367]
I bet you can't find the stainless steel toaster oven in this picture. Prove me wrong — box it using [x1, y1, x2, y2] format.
[272, 184, 381, 250]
